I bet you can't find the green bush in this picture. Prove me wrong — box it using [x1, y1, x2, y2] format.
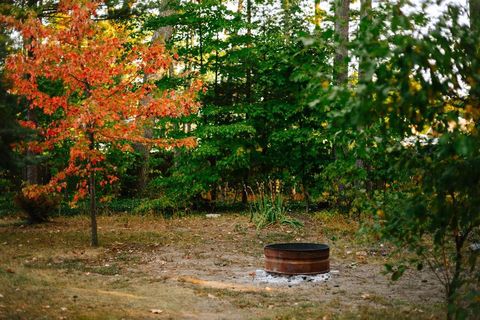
[132, 196, 178, 216]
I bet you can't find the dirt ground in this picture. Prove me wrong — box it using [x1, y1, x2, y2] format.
[0, 212, 444, 319]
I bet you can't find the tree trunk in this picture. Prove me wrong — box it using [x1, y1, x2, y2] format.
[133, 1, 175, 195]
[25, 110, 40, 184]
[241, 176, 249, 205]
[246, 0, 252, 102]
[446, 234, 467, 320]
[88, 132, 99, 247]
[198, 0, 204, 71]
[358, 0, 372, 83]
[133, 127, 152, 196]
[242, 185, 248, 204]
[243, 0, 252, 206]
[237, 0, 244, 13]
[470, 0, 480, 34]
[334, 0, 349, 85]
[24, 7, 41, 185]
[214, 32, 220, 93]
[314, 0, 322, 30]
[281, 0, 291, 39]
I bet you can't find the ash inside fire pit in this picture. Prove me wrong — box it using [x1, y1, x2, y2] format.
[254, 269, 330, 285]
[264, 243, 330, 275]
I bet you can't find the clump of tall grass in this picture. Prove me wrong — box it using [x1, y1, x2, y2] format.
[246, 181, 303, 230]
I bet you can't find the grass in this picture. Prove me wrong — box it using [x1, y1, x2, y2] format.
[0, 211, 445, 320]
[24, 257, 121, 276]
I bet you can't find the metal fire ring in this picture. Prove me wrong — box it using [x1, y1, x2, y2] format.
[264, 243, 330, 275]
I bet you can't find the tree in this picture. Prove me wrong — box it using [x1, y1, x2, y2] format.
[144, 0, 257, 206]
[2, 0, 201, 246]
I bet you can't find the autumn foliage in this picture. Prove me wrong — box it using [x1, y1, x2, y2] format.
[3, 0, 201, 204]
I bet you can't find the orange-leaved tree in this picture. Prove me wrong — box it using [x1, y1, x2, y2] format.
[3, 0, 201, 246]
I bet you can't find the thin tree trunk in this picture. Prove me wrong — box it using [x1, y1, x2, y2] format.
[25, 111, 40, 184]
[199, 24, 203, 70]
[470, 0, 480, 34]
[198, 0, 204, 71]
[238, 0, 243, 13]
[88, 132, 98, 247]
[334, 0, 349, 85]
[242, 0, 252, 206]
[24, 5, 41, 185]
[446, 233, 467, 320]
[282, 0, 291, 39]
[358, 0, 372, 83]
[314, 0, 321, 30]
[242, 182, 248, 204]
[214, 32, 219, 93]
[133, 127, 152, 195]
[246, 0, 252, 102]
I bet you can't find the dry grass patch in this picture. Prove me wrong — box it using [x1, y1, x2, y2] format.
[0, 212, 444, 320]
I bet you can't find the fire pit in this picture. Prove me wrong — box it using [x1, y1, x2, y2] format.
[264, 243, 329, 275]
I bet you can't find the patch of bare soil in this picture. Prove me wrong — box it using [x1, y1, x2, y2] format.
[137, 215, 443, 319]
[0, 213, 444, 320]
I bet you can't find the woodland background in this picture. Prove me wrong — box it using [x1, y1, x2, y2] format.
[0, 0, 479, 318]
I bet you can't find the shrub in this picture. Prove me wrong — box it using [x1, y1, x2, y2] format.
[248, 183, 303, 230]
[14, 185, 60, 223]
[132, 196, 178, 216]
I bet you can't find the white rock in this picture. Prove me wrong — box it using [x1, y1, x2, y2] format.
[470, 243, 480, 252]
[150, 309, 163, 314]
[253, 269, 330, 285]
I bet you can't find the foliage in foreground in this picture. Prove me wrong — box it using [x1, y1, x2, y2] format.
[322, 2, 480, 318]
